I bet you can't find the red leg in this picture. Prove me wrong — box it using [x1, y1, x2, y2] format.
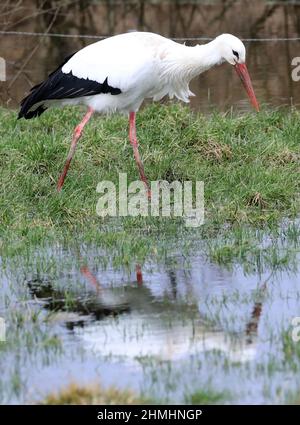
[136, 264, 143, 286]
[57, 107, 94, 192]
[129, 112, 151, 199]
[80, 266, 102, 294]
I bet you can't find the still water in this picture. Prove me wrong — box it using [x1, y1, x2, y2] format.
[1, 224, 300, 404]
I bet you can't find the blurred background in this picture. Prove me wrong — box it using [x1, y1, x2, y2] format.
[0, 0, 300, 112]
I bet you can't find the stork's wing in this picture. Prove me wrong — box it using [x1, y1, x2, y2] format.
[18, 32, 161, 119]
[18, 60, 121, 119]
[61, 32, 159, 93]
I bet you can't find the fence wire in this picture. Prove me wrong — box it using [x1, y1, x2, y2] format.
[0, 30, 300, 42]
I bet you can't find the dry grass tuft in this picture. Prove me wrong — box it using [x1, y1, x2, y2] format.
[197, 139, 232, 162]
[246, 192, 268, 209]
[42, 382, 149, 405]
[267, 149, 300, 165]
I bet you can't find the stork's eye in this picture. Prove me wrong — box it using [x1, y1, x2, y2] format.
[232, 50, 239, 59]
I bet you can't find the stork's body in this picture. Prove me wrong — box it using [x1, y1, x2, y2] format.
[19, 32, 259, 194]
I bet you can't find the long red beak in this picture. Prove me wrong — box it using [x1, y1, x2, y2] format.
[234, 63, 259, 112]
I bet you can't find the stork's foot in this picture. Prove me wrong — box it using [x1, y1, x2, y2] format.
[129, 111, 151, 199]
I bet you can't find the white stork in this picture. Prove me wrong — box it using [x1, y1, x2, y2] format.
[18, 32, 259, 196]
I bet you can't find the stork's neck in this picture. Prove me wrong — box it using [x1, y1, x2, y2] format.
[167, 39, 224, 81]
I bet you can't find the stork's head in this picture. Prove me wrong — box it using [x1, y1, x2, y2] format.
[216, 34, 246, 65]
[215, 34, 259, 111]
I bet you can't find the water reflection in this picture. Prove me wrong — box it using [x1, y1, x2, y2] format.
[1, 234, 300, 403]
[22, 243, 300, 367]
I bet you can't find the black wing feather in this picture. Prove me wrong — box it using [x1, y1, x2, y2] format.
[18, 53, 121, 120]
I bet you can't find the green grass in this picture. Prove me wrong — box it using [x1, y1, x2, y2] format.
[185, 388, 230, 404]
[0, 103, 299, 265]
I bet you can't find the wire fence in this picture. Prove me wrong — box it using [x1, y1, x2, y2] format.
[0, 30, 300, 42]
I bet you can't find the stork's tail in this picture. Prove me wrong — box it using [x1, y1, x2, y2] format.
[18, 53, 75, 120]
[18, 83, 48, 120]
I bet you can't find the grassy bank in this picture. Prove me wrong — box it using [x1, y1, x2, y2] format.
[0, 104, 299, 264]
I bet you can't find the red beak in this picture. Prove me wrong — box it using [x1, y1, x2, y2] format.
[234, 63, 259, 112]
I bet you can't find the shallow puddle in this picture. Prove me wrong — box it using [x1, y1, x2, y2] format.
[1, 225, 300, 404]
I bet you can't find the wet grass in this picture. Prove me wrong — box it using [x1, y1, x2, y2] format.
[185, 388, 230, 404]
[1, 241, 300, 404]
[282, 330, 300, 370]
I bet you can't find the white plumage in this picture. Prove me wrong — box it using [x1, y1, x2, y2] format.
[62, 32, 195, 111]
